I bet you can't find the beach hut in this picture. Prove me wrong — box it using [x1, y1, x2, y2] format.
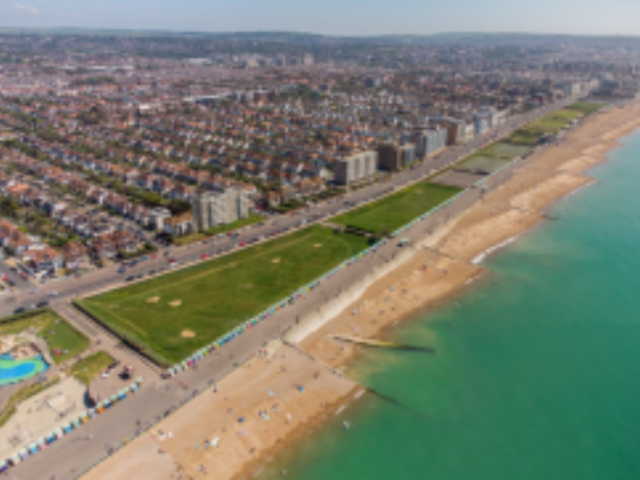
[10, 454, 21, 466]
[119, 389, 127, 400]
[72, 417, 81, 428]
[37, 438, 46, 450]
[0, 460, 8, 472]
[28, 443, 38, 455]
[46, 431, 56, 444]
[63, 422, 73, 434]
[54, 427, 64, 439]
[109, 395, 119, 406]
[19, 448, 29, 460]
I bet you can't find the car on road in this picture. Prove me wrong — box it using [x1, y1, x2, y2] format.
[36, 301, 49, 308]
[125, 276, 135, 282]
[200, 254, 208, 260]
[13, 307, 25, 314]
[239, 241, 247, 247]
[118, 267, 126, 274]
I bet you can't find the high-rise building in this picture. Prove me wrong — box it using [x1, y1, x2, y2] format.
[334, 150, 379, 185]
[378, 143, 416, 172]
[410, 127, 447, 159]
[192, 188, 248, 231]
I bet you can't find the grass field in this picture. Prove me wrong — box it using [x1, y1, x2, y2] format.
[69, 351, 115, 385]
[204, 213, 264, 236]
[173, 214, 264, 246]
[508, 108, 584, 145]
[78, 226, 370, 366]
[333, 182, 461, 235]
[0, 310, 89, 364]
[566, 102, 606, 115]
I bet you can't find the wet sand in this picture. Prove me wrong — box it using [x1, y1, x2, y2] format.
[81, 99, 640, 480]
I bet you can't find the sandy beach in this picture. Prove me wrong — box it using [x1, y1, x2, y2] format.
[81, 99, 640, 480]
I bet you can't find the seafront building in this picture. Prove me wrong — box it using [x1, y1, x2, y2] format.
[334, 150, 379, 185]
[192, 188, 249, 231]
[377, 143, 417, 172]
[410, 127, 448, 158]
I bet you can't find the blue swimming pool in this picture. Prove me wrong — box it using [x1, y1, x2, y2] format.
[0, 354, 48, 387]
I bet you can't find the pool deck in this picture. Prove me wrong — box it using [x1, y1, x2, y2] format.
[0, 377, 86, 460]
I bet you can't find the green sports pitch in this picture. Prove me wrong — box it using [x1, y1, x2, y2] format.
[77, 226, 370, 366]
[333, 182, 461, 235]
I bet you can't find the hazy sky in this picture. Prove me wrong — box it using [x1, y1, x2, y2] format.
[1, 0, 640, 36]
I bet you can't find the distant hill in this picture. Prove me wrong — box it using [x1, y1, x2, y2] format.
[0, 27, 639, 47]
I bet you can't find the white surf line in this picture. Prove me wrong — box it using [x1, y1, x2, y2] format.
[472, 234, 522, 265]
[354, 389, 366, 400]
[335, 405, 348, 416]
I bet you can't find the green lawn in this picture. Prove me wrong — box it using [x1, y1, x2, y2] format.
[78, 226, 370, 366]
[0, 309, 89, 364]
[507, 108, 584, 145]
[69, 351, 115, 385]
[204, 213, 263, 236]
[173, 214, 264, 246]
[333, 182, 461, 235]
[566, 102, 606, 115]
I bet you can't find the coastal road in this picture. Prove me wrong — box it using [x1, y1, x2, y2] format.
[10, 126, 558, 480]
[0, 95, 582, 318]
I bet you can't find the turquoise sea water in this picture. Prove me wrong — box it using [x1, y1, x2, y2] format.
[262, 129, 640, 480]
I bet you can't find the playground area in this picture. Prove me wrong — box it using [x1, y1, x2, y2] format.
[0, 377, 86, 460]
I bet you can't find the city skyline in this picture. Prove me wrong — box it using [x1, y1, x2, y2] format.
[1, 0, 640, 37]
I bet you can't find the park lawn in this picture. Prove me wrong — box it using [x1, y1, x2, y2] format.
[69, 351, 115, 385]
[78, 226, 369, 366]
[0, 309, 89, 364]
[566, 101, 606, 115]
[333, 182, 461, 235]
[508, 108, 584, 145]
[204, 213, 263, 236]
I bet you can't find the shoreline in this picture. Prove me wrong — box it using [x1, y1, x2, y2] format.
[80, 99, 640, 480]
